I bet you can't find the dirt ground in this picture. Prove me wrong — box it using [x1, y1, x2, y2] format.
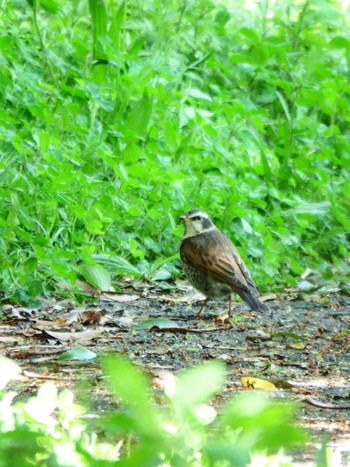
[1, 280, 349, 466]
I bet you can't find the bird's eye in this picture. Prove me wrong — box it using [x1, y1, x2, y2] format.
[191, 216, 201, 221]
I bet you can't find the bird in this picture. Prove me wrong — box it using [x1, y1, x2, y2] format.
[179, 208, 267, 317]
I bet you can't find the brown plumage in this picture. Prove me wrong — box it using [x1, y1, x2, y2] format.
[180, 209, 267, 317]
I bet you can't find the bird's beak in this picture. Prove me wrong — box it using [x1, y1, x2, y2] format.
[180, 215, 189, 222]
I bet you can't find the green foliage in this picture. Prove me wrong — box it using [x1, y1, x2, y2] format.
[0, 355, 307, 466]
[0, 0, 349, 302]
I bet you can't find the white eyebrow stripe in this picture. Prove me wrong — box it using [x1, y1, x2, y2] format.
[189, 212, 208, 219]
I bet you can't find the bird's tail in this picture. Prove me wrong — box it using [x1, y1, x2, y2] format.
[239, 291, 268, 311]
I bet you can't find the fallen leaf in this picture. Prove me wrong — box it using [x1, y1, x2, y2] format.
[273, 379, 295, 389]
[260, 293, 277, 301]
[289, 342, 306, 350]
[43, 329, 103, 342]
[241, 377, 277, 390]
[34, 320, 69, 330]
[214, 313, 230, 324]
[135, 318, 179, 330]
[100, 293, 139, 302]
[246, 330, 271, 341]
[80, 310, 106, 324]
[272, 331, 306, 341]
[297, 280, 315, 291]
[75, 279, 100, 295]
[59, 347, 97, 361]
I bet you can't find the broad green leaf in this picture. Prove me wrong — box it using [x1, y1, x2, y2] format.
[215, 9, 230, 27]
[102, 356, 161, 439]
[89, 0, 108, 60]
[151, 269, 172, 281]
[79, 263, 111, 291]
[109, 2, 126, 49]
[220, 394, 307, 451]
[169, 362, 226, 410]
[59, 348, 97, 361]
[186, 88, 212, 101]
[122, 144, 142, 164]
[135, 318, 179, 330]
[329, 36, 349, 49]
[39, 0, 59, 13]
[293, 202, 331, 215]
[125, 90, 152, 136]
[92, 254, 142, 276]
[147, 254, 179, 277]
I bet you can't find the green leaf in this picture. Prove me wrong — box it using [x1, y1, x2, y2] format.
[92, 254, 142, 276]
[89, 0, 108, 60]
[220, 394, 307, 451]
[170, 362, 226, 411]
[147, 253, 180, 278]
[122, 144, 142, 164]
[186, 88, 212, 101]
[102, 356, 161, 439]
[215, 9, 230, 27]
[79, 263, 111, 290]
[59, 347, 97, 361]
[109, 1, 125, 50]
[329, 36, 349, 49]
[272, 331, 306, 341]
[39, 0, 60, 13]
[151, 269, 172, 281]
[293, 202, 331, 215]
[135, 318, 179, 330]
[125, 90, 152, 136]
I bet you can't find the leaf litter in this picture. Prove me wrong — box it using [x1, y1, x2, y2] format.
[1, 280, 349, 465]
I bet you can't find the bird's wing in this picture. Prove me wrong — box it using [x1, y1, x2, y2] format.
[221, 234, 259, 293]
[181, 231, 258, 294]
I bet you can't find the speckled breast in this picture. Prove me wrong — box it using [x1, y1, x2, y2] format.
[181, 256, 232, 299]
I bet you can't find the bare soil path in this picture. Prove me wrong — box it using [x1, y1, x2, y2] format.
[1, 281, 349, 466]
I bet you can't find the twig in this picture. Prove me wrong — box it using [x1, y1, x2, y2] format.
[305, 398, 350, 410]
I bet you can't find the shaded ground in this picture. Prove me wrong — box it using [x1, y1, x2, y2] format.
[1, 281, 350, 466]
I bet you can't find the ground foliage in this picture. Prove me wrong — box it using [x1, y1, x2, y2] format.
[0, 0, 349, 304]
[1, 283, 349, 465]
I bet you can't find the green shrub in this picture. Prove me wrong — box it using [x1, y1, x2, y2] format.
[0, 355, 307, 466]
[0, 0, 349, 302]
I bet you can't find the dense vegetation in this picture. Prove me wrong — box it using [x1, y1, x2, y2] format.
[0, 355, 308, 466]
[1, 0, 349, 303]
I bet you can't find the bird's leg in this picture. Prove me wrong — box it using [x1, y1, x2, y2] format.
[228, 295, 232, 317]
[195, 297, 209, 318]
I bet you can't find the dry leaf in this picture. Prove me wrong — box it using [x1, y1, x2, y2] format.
[80, 310, 106, 324]
[260, 293, 277, 302]
[214, 313, 230, 324]
[289, 342, 306, 350]
[43, 329, 103, 342]
[100, 293, 139, 302]
[76, 279, 100, 295]
[241, 377, 276, 390]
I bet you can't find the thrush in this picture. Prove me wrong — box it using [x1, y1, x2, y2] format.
[180, 209, 267, 317]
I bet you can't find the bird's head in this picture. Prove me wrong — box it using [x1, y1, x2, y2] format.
[180, 209, 216, 238]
